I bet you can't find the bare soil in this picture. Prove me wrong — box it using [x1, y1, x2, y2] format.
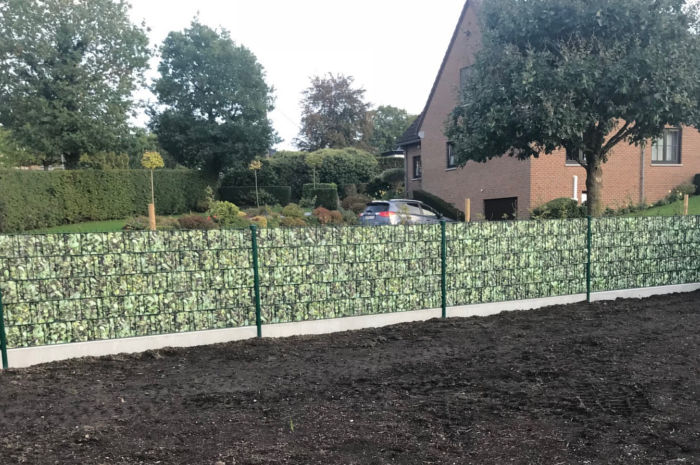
[1, 292, 699, 464]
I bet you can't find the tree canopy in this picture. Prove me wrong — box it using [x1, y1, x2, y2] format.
[0, 0, 150, 169]
[446, 0, 700, 215]
[369, 106, 417, 153]
[150, 20, 276, 177]
[296, 74, 371, 152]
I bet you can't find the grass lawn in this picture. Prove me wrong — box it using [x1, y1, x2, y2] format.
[627, 195, 700, 217]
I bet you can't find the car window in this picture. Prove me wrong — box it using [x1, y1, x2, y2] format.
[405, 203, 423, 215]
[422, 206, 438, 218]
[363, 203, 389, 214]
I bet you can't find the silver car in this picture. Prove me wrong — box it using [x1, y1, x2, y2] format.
[359, 199, 453, 226]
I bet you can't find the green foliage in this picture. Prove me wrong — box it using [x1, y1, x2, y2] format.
[380, 168, 405, 190]
[122, 216, 180, 231]
[369, 106, 417, 153]
[302, 184, 339, 210]
[281, 203, 304, 218]
[150, 20, 275, 176]
[269, 152, 312, 201]
[446, 0, 700, 216]
[207, 201, 249, 228]
[0, 128, 41, 167]
[376, 156, 404, 171]
[531, 198, 586, 219]
[412, 190, 465, 221]
[0, 0, 151, 168]
[669, 183, 696, 201]
[314, 148, 379, 192]
[296, 74, 371, 151]
[365, 177, 392, 199]
[79, 152, 130, 170]
[0, 170, 211, 233]
[219, 186, 291, 207]
[141, 151, 165, 170]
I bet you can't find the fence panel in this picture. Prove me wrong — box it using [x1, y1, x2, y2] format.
[0, 230, 255, 349]
[446, 219, 588, 305]
[591, 216, 700, 292]
[257, 225, 443, 323]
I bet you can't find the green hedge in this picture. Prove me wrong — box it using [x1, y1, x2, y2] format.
[694, 174, 700, 195]
[412, 190, 465, 221]
[219, 186, 292, 206]
[302, 183, 339, 210]
[0, 169, 211, 233]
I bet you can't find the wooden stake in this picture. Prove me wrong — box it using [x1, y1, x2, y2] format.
[148, 203, 156, 231]
[683, 194, 689, 216]
[465, 198, 471, 222]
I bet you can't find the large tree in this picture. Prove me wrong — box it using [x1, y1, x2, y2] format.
[446, 0, 700, 216]
[150, 20, 276, 177]
[369, 105, 417, 153]
[0, 0, 150, 169]
[296, 73, 371, 152]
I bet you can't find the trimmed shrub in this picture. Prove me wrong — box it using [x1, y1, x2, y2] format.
[251, 216, 268, 228]
[531, 197, 586, 219]
[269, 152, 312, 201]
[366, 176, 392, 199]
[178, 215, 216, 230]
[0, 169, 211, 233]
[123, 216, 180, 231]
[219, 186, 291, 206]
[412, 190, 465, 221]
[315, 148, 380, 194]
[668, 183, 696, 202]
[302, 183, 339, 210]
[313, 207, 343, 225]
[280, 216, 307, 227]
[281, 203, 304, 218]
[207, 201, 250, 228]
[694, 174, 700, 195]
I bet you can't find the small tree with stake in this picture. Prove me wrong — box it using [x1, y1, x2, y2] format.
[249, 160, 263, 208]
[141, 151, 165, 230]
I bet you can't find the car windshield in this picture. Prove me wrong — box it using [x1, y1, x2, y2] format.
[363, 203, 389, 214]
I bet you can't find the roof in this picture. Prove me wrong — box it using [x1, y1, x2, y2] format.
[395, 114, 423, 147]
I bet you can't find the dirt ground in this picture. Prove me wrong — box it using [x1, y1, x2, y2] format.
[1, 291, 699, 465]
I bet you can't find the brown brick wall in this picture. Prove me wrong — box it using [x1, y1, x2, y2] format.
[530, 127, 700, 211]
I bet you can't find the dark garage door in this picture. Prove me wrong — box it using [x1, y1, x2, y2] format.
[484, 197, 518, 221]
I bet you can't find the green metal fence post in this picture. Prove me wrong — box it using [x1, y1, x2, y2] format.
[250, 225, 263, 338]
[586, 216, 592, 303]
[0, 289, 9, 369]
[440, 220, 447, 319]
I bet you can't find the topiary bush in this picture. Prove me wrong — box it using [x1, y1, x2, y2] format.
[302, 183, 339, 210]
[412, 190, 465, 221]
[219, 186, 291, 206]
[531, 197, 586, 219]
[342, 194, 372, 214]
[281, 203, 304, 218]
[0, 169, 211, 233]
[178, 215, 216, 230]
[280, 216, 307, 227]
[207, 201, 250, 228]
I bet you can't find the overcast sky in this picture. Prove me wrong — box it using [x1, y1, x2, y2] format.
[128, 0, 466, 150]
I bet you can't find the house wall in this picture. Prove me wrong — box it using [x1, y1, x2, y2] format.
[530, 127, 700, 210]
[414, 0, 532, 219]
[404, 143, 423, 194]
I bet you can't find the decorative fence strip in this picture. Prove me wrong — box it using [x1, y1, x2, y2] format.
[0, 216, 699, 358]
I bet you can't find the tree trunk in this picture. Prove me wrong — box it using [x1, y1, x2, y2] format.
[585, 155, 604, 217]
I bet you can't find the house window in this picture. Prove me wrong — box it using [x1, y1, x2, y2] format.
[652, 128, 681, 164]
[446, 143, 456, 169]
[412, 156, 422, 179]
[566, 148, 586, 165]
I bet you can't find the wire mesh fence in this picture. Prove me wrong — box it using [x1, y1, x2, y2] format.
[0, 216, 699, 360]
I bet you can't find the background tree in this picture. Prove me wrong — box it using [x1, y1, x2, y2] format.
[296, 74, 371, 152]
[369, 106, 417, 153]
[150, 20, 276, 177]
[0, 128, 41, 167]
[446, 0, 700, 216]
[0, 0, 150, 169]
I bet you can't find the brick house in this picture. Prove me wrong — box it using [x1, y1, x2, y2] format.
[400, 0, 700, 220]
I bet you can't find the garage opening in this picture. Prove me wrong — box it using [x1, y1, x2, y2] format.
[484, 197, 518, 221]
